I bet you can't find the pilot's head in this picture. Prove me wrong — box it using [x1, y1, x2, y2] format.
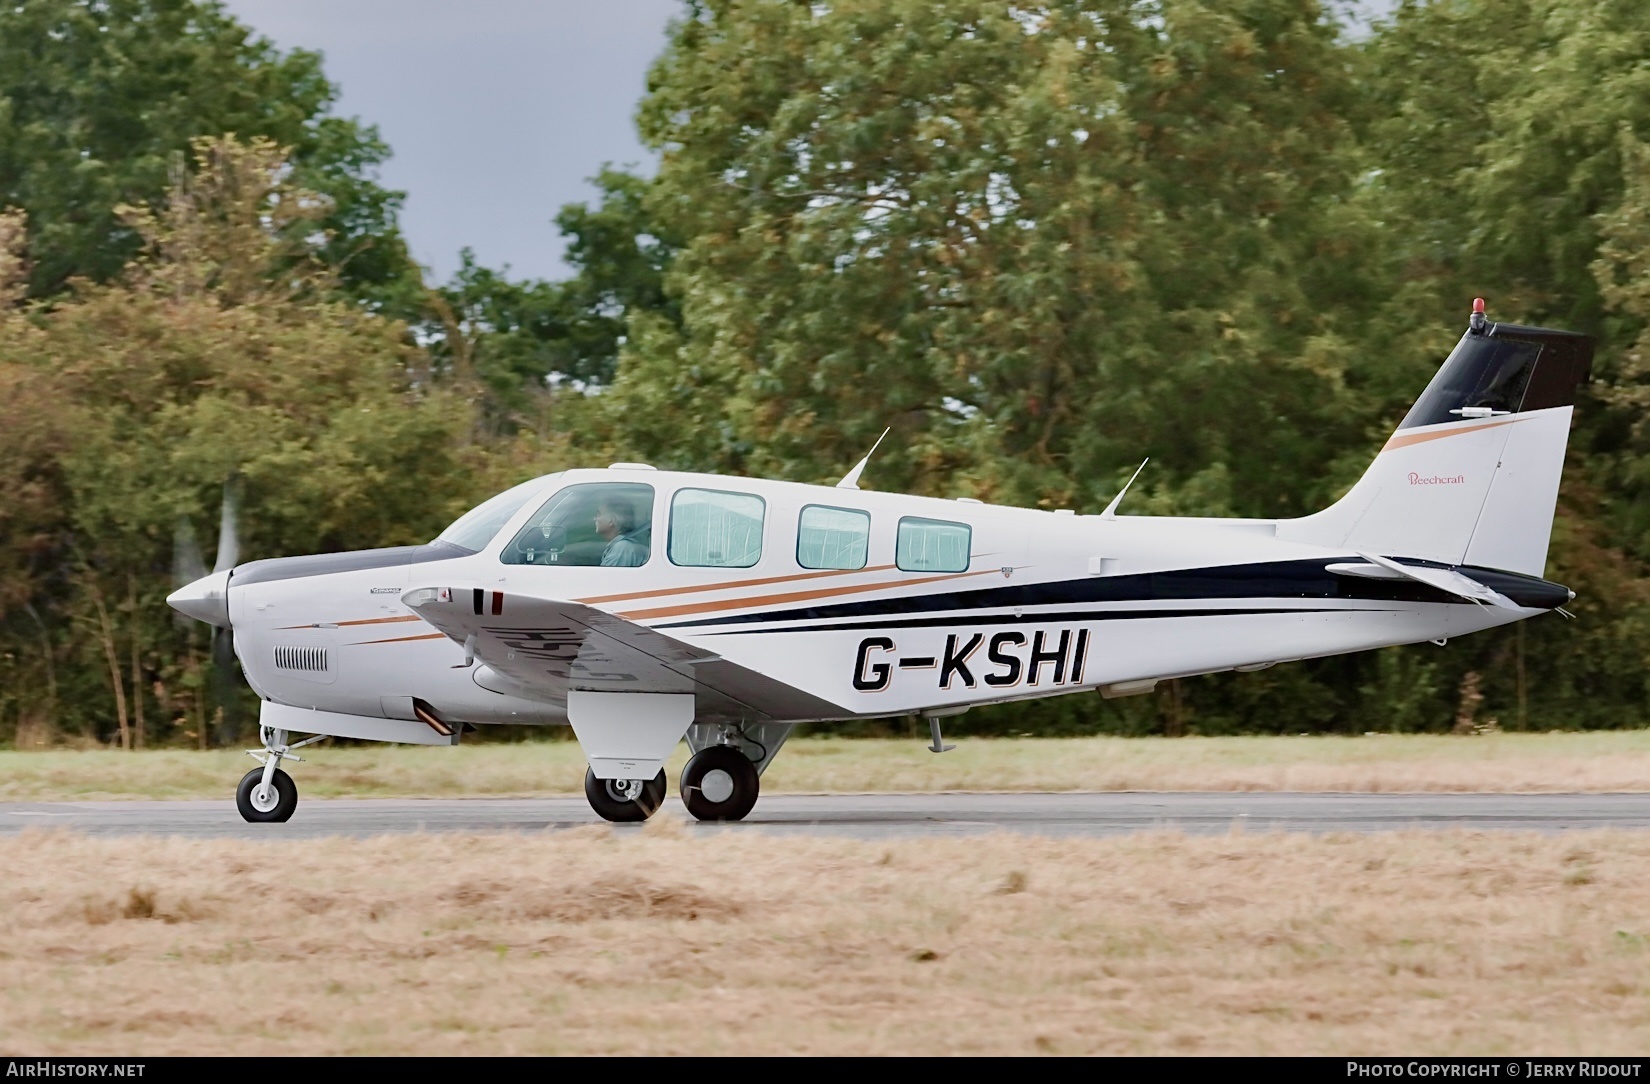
[595, 498, 636, 540]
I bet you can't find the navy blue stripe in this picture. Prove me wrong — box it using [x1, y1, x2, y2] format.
[700, 606, 1374, 636]
[653, 557, 1569, 631]
[653, 559, 1453, 631]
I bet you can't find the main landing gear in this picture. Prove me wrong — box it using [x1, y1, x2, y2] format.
[679, 745, 760, 822]
[583, 769, 667, 822]
[581, 723, 784, 824]
[236, 725, 325, 823]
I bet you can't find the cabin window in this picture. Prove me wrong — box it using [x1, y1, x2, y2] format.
[797, 505, 870, 570]
[499, 482, 655, 567]
[896, 516, 970, 573]
[669, 489, 765, 568]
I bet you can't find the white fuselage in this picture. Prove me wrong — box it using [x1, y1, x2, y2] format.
[227, 466, 1526, 729]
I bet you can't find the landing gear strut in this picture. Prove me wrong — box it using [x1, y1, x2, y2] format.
[235, 726, 324, 823]
[680, 745, 760, 822]
[584, 768, 667, 822]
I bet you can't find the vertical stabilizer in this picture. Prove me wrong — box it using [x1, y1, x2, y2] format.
[1278, 303, 1591, 576]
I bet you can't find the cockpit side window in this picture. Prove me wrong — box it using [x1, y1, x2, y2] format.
[436, 476, 557, 553]
[500, 482, 656, 567]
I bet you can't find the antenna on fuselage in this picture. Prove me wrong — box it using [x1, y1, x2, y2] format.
[1099, 458, 1150, 519]
[836, 427, 891, 490]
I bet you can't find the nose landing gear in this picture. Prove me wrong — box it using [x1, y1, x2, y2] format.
[236, 765, 297, 822]
[236, 726, 326, 823]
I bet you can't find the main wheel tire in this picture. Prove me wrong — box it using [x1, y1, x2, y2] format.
[236, 766, 298, 823]
[583, 768, 667, 822]
[680, 746, 760, 822]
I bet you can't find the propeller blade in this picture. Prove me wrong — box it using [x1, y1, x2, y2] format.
[173, 515, 206, 588]
[172, 515, 207, 629]
[209, 625, 245, 745]
[213, 476, 240, 574]
[212, 626, 237, 670]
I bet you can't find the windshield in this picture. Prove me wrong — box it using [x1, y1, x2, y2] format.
[501, 482, 655, 566]
[436, 475, 560, 552]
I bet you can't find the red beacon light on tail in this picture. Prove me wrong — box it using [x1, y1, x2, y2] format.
[1470, 296, 1489, 333]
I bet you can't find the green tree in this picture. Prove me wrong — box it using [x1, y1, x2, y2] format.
[1365, 0, 1650, 334]
[1355, 0, 1650, 731]
[0, 0, 421, 308]
[426, 168, 680, 422]
[1592, 131, 1650, 560]
[610, 0, 1382, 520]
[0, 137, 484, 746]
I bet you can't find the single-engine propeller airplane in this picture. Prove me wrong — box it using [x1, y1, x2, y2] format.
[169, 300, 1591, 824]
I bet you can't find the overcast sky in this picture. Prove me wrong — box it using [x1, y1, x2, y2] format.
[221, 0, 679, 284]
[221, 0, 1397, 287]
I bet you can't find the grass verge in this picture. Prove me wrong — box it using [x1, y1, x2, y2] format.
[5, 732, 1650, 802]
[2, 825, 1647, 1054]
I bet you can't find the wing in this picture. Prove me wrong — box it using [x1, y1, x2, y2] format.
[402, 585, 849, 722]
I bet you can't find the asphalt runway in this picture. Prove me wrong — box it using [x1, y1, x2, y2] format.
[4, 792, 1650, 839]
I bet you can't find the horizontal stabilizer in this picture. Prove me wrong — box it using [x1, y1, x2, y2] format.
[1351, 552, 1522, 610]
[1323, 561, 1406, 581]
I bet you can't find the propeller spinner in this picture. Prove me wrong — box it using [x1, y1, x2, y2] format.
[167, 476, 239, 628]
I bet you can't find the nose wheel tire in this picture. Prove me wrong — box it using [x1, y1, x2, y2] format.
[680, 746, 760, 822]
[584, 768, 667, 822]
[236, 767, 298, 823]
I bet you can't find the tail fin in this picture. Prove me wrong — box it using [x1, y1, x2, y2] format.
[1278, 302, 1592, 577]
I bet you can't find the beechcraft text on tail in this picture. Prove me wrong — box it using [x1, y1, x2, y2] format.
[168, 300, 1590, 824]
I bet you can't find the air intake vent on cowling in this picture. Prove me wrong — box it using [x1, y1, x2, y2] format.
[274, 646, 330, 673]
[270, 641, 336, 686]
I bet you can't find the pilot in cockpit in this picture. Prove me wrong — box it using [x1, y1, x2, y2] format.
[595, 497, 650, 566]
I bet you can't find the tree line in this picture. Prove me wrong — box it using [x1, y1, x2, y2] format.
[1, 0, 1647, 746]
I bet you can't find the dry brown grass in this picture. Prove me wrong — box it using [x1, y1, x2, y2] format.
[4, 826, 1650, 1054]
[6, 732, 1650, 802]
